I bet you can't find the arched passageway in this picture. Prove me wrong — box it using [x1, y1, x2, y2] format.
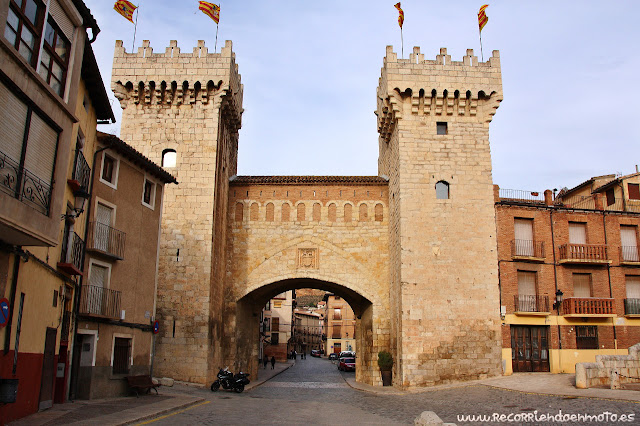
[227, 278, 380, 385]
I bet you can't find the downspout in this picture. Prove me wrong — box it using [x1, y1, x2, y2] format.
[549, 206, 562, 372]
[3, 251, 23, 354]
[603, 210, 617, 350]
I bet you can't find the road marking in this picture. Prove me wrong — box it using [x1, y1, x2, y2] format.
[136, 400, 211, 424]
[264, 382, 347, 388]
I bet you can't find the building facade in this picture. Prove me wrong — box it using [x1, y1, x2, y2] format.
[496, 173, 640, 375]
[0, 0, 114, 421]
[70, 133, 176, 400]
[261, 291, 293, 362]
[324, 294, 356, 355]
[292, 308, 323, 355]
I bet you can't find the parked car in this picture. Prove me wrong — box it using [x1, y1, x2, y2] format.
[310, 349, 320, 357]
[338, 357, 356, 371]
[328, 353, 339, 360]
[338, 351, 355, 359]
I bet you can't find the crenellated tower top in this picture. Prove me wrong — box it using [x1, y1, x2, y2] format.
[111, 39, 243, 130]
[377, 46, 502, 142]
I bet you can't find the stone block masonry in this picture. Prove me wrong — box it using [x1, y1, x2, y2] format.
[111, 40, 242, 384]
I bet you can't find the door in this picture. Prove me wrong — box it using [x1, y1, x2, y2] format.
[511, 326, 549, 372]
[95, 203, 113, 252]
[39, 328, 57, 410]
[87, 264, 108, 315]
[569, 222, 587, 258]
[514, 219, 534, 256]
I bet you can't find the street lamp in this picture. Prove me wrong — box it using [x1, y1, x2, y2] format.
[61, 189, 90, 222]
[553, 289, 564, 311]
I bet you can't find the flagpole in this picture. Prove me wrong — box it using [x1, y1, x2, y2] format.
[132, 6, 139, 52]
[214, 23, 219, 53]
[479, 28, 484, 62]
[400, 28, 404, 59]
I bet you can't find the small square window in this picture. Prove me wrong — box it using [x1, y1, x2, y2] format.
[629, 183, 640, 200]
[437, 122, 448, 135]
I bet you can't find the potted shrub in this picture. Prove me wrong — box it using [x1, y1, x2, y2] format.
[378, 350, 393, 386]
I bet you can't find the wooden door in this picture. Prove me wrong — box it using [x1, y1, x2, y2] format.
[39, 328, 57, 410]
[511, 326, 550, 373]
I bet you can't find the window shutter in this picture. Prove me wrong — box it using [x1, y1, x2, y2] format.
[23, 113, 58, 184]
[514, 219, 534, 256]
[49, 0, 74, 41]
[626, 277, 640, 299]
[621, 226, 639, 262]
[89, 264, 107, 288]
[517, 271, 536, 296]
[573, 274, 592, 298]
[568, 223, 587, 244]
[0, 82, 28, 162]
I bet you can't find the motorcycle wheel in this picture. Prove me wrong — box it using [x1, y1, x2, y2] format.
[211, 381, 220, 392]
[234, 383, 245, 393]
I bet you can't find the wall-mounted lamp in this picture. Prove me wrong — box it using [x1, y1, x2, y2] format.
[61, 189, 90, 221]
[553, 289, 564, 310]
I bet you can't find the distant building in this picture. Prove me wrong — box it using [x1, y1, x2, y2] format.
[292, 308, 323, 355]
[261, 291, 293, 362]
[496, 171, 640, 374]
[324, 294, 356, 355]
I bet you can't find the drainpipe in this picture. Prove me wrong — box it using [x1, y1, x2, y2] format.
[3, 250, 23, 354]
[602, 210, 617, 350]
[549, 205, 562, 372]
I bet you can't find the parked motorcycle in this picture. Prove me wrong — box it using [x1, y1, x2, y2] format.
[210, 367, 250, 393]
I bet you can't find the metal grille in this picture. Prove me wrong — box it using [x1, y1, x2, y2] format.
[112, 337, 131, 374]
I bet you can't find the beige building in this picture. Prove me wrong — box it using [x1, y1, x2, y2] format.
[261, 291, 293, 362]
[293, 308, 323, 355]
[324, 294, 356, 355]
[70, 133, 176, 399]
[0, 0, 115, 421]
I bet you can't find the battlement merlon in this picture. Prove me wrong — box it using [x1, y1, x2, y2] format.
[111, 39, 243, 121]
[376, 46, 503, 134]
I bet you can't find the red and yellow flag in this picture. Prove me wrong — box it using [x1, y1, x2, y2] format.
[114, 0, 137, 24]
[199, 1, 220, 24]
[394, 3, 404, 29]
[478, 4, 489, 32]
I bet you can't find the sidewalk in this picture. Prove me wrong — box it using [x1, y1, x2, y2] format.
[10, 361, 295, 426]
[343, 372, 640, 402]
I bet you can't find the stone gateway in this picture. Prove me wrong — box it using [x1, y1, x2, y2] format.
[111, 40, 503, 388]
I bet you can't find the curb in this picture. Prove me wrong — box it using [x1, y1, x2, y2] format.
[119, 397, 206, 425]
[246, 362, 295, 391]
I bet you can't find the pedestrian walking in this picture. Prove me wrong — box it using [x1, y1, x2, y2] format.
[263, 357, 268, 369]
[270, 356, 276, 369]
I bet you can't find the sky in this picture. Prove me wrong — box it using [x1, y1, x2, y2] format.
[85, 0, 640, 192]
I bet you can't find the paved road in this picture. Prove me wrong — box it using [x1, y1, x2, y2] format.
[148, 357, 640, 425]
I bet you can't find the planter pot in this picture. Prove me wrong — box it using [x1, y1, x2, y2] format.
[381, 370, 392, 386]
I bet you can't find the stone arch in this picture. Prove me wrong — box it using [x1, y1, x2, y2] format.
[296, 202, 306, 222]
[312, 202, 321, 222]
[235, 201, 244, 222]
[343, 203, 353, 223]
[281, 202, 291, 221]
[374, 203, 384, 222]
[328, 203, 337, 222]
[358, 203, 368, 222]
[250, 202, 259, 221]
[265, 202, 275, 222]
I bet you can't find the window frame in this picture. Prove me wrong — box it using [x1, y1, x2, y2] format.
[629, 183, 640, 200]
[99, 151, 120, 189]
[142, 175, 156, 210]
[161, 149, 177, 168]
[5, 0, 46, 67]
[38, 16, 70, 97]
[572, 273, 593, 298]
[575, 325, 598, 350]
[111, 333, 133, 376]
[436, 122, 448, 135]
[435, 181, 450, 200]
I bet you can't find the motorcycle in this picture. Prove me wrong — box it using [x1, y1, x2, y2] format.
[210, 367, 250, 393]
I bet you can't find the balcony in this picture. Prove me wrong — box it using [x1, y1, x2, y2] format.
[86, 222, 126, 260]
[67, 150, 91, 193]
[1, 149, 52, 216]
[513, 295, 550, 315]
[78, 285, 122, 319]
[561, 297, 615, 317]
[624, 299, 640, 317]
[511, 240, 545, 262]
[558, 244, 610, 265]
[620, 246, 640, 266]
[498, 189, 545, 204]
[57, 228, 85, 276]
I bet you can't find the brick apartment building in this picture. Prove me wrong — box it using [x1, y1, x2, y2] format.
[496, 171, 640, 374]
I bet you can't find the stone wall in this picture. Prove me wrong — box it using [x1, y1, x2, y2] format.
[377, 47, 503, 387]
[576, 343, 640, 388]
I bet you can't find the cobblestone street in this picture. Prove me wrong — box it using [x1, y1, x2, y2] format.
[144, 357, 639, 425]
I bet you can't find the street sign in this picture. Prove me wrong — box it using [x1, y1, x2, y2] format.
[153, 320, 159, 334]
[0, 298, 10, 328]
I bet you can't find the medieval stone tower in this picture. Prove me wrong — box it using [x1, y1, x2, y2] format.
[111, 39, 504, 388]
[111, 40, 243, 383]
[377, 47, 503, 386]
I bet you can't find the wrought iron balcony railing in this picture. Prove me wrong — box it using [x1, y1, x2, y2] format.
[511, 240, 545, 259]
[562, 297, 615, 317]
[558, 244, 609, 264]
[57, 228, 85, 276]
[620, 246, 640, 263]
[79, 285, 122, 319]
[87, 222, 126, 260]
[1, 149, 52, 215]
[499, 189, 545, 204]
[68, 150, 91, 193]
[624, 299, 640, 316]
[514, 295, 549, 313]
